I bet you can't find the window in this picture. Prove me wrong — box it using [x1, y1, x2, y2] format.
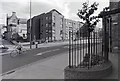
[52, 30, 55, 33]
[53, 23, 55, 26]
[46, 30, 48, 32]
[49, 37, 51, 41]
[53, 16, 55, 21]
[52, 33, 55, 37]
[60, 30, 63, 35]
[46, 17, 48, 20]
[20, 30, 22, 33]
[46, 23, 48, 27]
[52, 36, 55, 40]
[46, 37, 48, 40]
[60, 18, 63, 25]
[49, 17, 51, 20]
[46, 32, 48, 35]
[69, 22, 71, 25]
[60, 24, 62, 27]
[66, 21, 68, 25]
[12, 19, 16, 23]
[49, 30, 51, 33]
[74, 23, 75, 25]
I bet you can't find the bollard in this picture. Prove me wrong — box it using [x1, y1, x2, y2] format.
[35, 42, 38, 48]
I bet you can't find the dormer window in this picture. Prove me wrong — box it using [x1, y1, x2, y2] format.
[12, 19, 16, 23]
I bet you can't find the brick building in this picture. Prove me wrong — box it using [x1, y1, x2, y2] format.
[109, 0, 120, 53]
[27, 9, 65, 43]
[27, 9, 83, 43]
[27, 14, 44, 42]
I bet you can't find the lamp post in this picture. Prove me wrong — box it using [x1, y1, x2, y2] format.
[30, 0, 32, 49]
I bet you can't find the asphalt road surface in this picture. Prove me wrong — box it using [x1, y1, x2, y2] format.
[2, 41, 102, 74]
[2, 44, 69, 74]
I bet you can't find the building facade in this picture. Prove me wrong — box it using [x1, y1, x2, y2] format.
[27, 9, 83, 43]
[6, 12, 27, 40]
[27, 9, 65, 43]
[109, 0, 120, 53]
[65, 19, 83, 40]
[7, 12, 19, 40]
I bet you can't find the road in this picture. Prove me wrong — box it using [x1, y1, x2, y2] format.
[0, 38, 16, 55]
[1, 38, 102, 74]
[2, 44, 69, 74]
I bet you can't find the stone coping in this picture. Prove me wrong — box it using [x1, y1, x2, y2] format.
[64, 60, 112, 79]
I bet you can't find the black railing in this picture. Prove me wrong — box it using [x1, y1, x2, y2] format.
[68, 28, 108, 69]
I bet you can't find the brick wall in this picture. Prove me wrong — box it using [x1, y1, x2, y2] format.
[110, 1, 120, 53]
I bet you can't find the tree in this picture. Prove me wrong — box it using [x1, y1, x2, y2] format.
[77, 2, 100, 32]
[77, 2, 100, 67]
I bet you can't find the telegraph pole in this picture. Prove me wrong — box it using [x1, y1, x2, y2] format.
[30, 0, 32, 49]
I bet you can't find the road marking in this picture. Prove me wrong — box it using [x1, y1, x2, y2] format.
[35, 50, 51, 56]
[52, 49, 60, 51]
[35, 49, 60, 56]
[63, 46, 69, 48]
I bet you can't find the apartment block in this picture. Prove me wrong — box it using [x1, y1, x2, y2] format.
[65, 19, 83, 40]
[27, 13, 45, 42]
[27, 9, 83, 43]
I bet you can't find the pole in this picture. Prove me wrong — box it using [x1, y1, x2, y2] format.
[103, 16, 108, 61]
[30, 0, 32, 49]
[88, 24, 91, 68]
[69, 31, 71, 68]
[108, 16, 112, 52]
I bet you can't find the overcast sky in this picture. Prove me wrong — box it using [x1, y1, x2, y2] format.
[0, 0, 109, 27]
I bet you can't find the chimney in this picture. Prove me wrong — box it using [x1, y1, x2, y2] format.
[12, 12, 16, 16]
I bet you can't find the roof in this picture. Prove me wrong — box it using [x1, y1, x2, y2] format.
[49, 9, 63, 16]
[19, 18, 27, 24]
[7, 15, 18, 20]
[7, 12, 18, 20]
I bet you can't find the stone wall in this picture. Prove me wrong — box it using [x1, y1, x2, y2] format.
[64, 61, 112, 79]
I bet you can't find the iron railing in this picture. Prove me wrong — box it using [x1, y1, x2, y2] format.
[68, 28, 109, 69]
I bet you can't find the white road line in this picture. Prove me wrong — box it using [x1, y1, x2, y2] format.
[35, 49, 60, 56]
[63, 46, 69, 48]
[52, 49, 60, 51]
[35, 50, 51, 56]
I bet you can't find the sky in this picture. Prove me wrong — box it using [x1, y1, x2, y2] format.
[0, 0, 110, 27]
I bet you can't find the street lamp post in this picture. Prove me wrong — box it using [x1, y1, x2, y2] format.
[30, 0, 32, 49]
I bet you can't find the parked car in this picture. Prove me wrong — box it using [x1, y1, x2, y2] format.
[0, 45, 9, 52]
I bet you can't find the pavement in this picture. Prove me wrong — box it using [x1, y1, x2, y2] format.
[2, 52, 68, 79]
[103, 53, 118, 79]
[1, 49, 118, 79]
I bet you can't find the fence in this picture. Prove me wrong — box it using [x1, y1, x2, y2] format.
[68, 27, 109, 69]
